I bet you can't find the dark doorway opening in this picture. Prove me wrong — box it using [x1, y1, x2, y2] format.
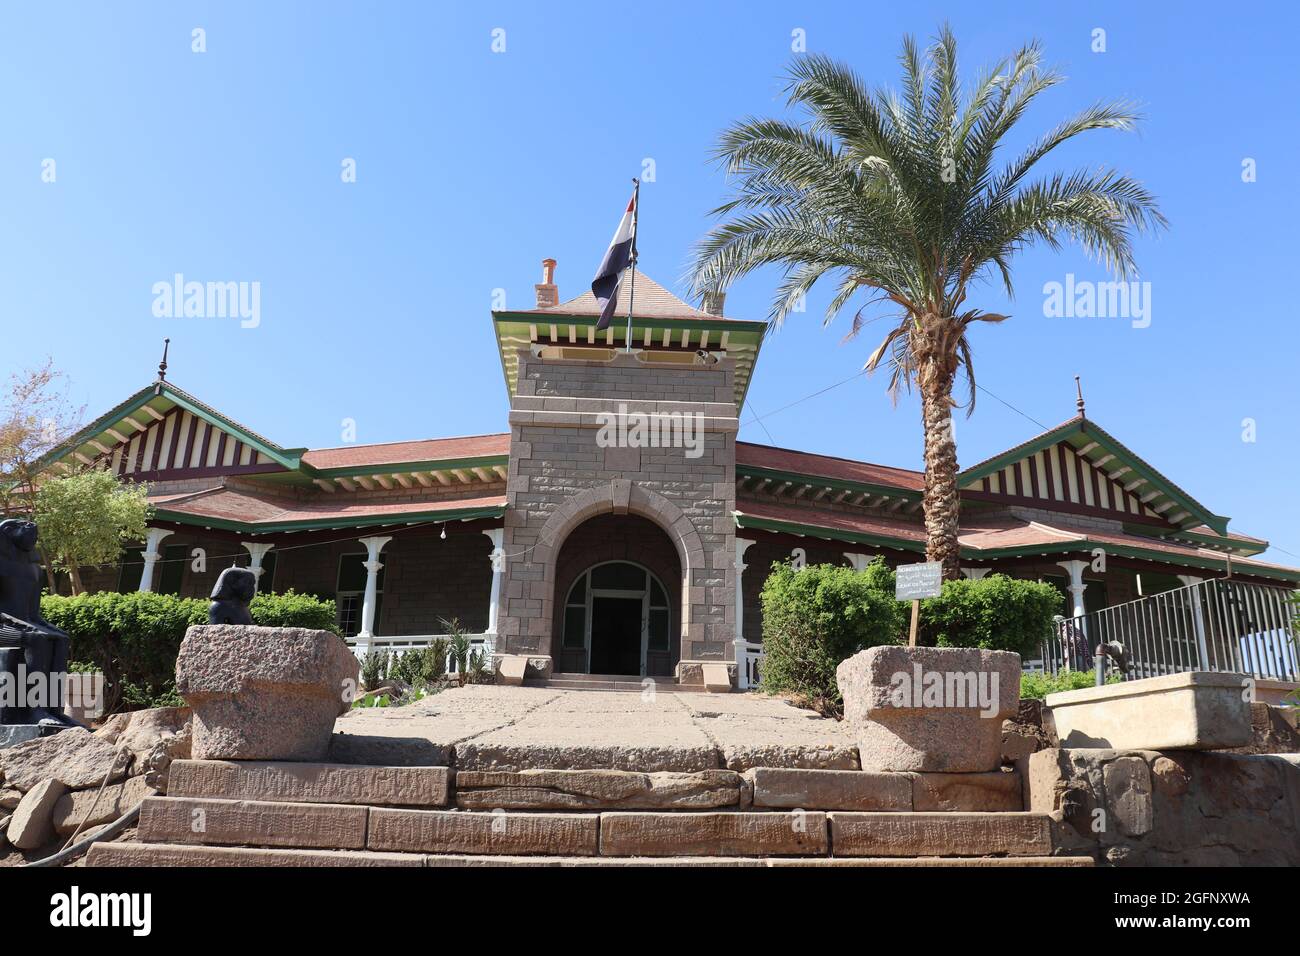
[589, 596, 642, 675]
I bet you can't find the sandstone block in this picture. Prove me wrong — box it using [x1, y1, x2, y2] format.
[368, 808, 598, 856]
[175, 625, 359, 761]
[138, 795, 368, 849]
[7, 778, 67, 849]
[169, 760, 449, 807]
[829, 811, 1053, 857]
[746, 767, 911, 811]
[911, 770, 1023, 812]
[454, 768, 739, 810]
[52, 774, 153, 836]
[599, 810, 828, 857]
[0, 728, 128, 792]
[1102, 756, 1153, 837]
[838, 646, 1020, 772]
[496, 655, 528, 687]
[87, 842, 422, 867]
[1045, 671, 1251, 750]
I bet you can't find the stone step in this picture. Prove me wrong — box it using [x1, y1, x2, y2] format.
[524, 677, 690, 693]
[137, 796, 369, 850]
[368, 807, 600, 856]
[600, 811, 829, 857]
[828, 812, 1055, 857]
[88, 842, 1095, 868]
[169, 760, 450, 808]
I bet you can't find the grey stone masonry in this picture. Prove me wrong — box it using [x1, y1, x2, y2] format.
[497, 349, 739, 680]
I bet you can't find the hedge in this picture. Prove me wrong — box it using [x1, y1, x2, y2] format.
[41, 589, 339, 713]
[758, 561, 906, 713]
[757, 558, 1063, 713]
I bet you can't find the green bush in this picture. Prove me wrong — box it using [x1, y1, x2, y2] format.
[1020, 669, 1121, 700]
[41, 589, 339, 713]
[758, 560, 906, 712]
[921, 575, 1064, 657]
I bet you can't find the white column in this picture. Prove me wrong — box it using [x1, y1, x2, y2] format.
[482, 528, 504, 650]
[137, 527, 174, 592]
[733, 538, 756, 689]
[356, 536, 392, 653]
[844, 552, 872, 571]
[241, 541, 274, 592]
[1176, 574, 1210, 669]
[961, 568, 991, 580]
[1056, 560, 1089, 617]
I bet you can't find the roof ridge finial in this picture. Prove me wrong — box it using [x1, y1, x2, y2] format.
[1074, 374, 1086, 418]
[155, 338, 170, 395]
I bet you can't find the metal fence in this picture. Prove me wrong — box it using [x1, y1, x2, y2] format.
[1041, 578, 1298, 682]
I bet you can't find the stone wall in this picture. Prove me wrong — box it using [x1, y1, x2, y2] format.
[1028, 747, 1300, 865]
[497, 349, 739, 679]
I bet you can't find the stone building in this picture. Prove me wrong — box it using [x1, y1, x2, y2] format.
[40, 260, 1300, 689]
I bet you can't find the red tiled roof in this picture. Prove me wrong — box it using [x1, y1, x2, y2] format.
[737, 441, 924, 492]
[150, 486, 506, 527]
[736, 498, 927, 543]
[301, 434, 509, 470]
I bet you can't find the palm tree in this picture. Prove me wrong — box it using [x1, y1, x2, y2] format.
[689, 26, 1166, 579]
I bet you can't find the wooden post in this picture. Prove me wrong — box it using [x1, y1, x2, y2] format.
[908, 599, 920, 648]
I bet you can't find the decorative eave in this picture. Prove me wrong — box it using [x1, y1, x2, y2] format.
[299, 454, 509, 494]
[38, 382, 305, 476]
[732, 510, 926, 553]
[152, 500, 506, 535]
[959, 417, 1229, 535]
[1122, 522, 1268, 558]
[735, 466, 923, 512]
[490, 310, 766, 408]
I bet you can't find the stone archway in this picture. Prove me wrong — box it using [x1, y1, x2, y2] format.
[499, 479, 712, 672]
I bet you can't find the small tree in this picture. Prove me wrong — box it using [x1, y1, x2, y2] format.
[34, 470, 152, 594]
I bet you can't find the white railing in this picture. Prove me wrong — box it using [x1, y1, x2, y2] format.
[737, 640, 764, 690]
[347, 632, 496, 676]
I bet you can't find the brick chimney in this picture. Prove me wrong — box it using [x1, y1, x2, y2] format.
[535, 258, 559, 308]
[702, 289, 726, 316]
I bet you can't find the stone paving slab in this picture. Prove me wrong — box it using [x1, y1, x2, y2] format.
[329, 685, 860, 773]
[455, 769, 741, 810]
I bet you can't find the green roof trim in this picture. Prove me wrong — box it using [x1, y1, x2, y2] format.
[311, 454, 508, 480]
[152, 502, 507, 535]
[733, 511, 926, 554]
[40, 382, 304, 475]
[736, 464, 922, 503]
[490, 310, 767, 408]
[959, 417, 1229, 535]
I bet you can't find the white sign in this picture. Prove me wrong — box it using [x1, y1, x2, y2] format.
[895, 561, 943, 601]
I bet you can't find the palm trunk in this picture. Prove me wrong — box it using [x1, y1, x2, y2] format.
[916, 316, 962, 582]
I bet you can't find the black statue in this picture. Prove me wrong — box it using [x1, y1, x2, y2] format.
[208, 566, 257, 625]
[0, 518, 78, 730]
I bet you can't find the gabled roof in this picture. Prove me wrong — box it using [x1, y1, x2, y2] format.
[40, 381, 305, 476]
[302, 434, 509, 471]
[959, 415, 1230, 535]
[737, 441, 924, 499]
[491, 270, 767, 407]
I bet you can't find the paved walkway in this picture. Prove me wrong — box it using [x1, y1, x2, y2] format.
[332, 685, 860, 772]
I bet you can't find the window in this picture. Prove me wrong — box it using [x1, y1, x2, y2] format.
[156, 544, 189, 595]
[336, 553, 384, 638]
[117, 548, 144, 592]
[561, 562, 672, 655]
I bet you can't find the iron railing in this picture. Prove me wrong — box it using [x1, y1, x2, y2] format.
[1041, 578, 1298, 681]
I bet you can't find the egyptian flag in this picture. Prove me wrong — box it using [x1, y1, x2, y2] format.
[592, 187, 638, 330]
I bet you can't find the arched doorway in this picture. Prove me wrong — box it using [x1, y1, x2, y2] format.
[551, 512, 683, 676]
[560, 561, 671, 676]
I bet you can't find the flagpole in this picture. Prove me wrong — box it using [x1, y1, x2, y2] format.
[624, 178, 640, 353]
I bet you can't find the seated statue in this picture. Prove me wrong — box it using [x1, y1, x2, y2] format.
[0, 518, 79, 730]
[208, 566, 257, 625]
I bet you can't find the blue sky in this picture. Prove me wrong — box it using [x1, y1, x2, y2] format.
[2, 1, 1297, 562]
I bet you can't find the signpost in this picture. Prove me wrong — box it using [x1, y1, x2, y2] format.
[894, 561, 943, 647]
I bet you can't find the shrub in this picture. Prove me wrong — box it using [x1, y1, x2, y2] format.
[758, 560, 906, 713]
[1020, 669, 1121, 700]
[921, 575, 1063, 657]
[358, 650, 390, 690]
[41, 589, 339, 713]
